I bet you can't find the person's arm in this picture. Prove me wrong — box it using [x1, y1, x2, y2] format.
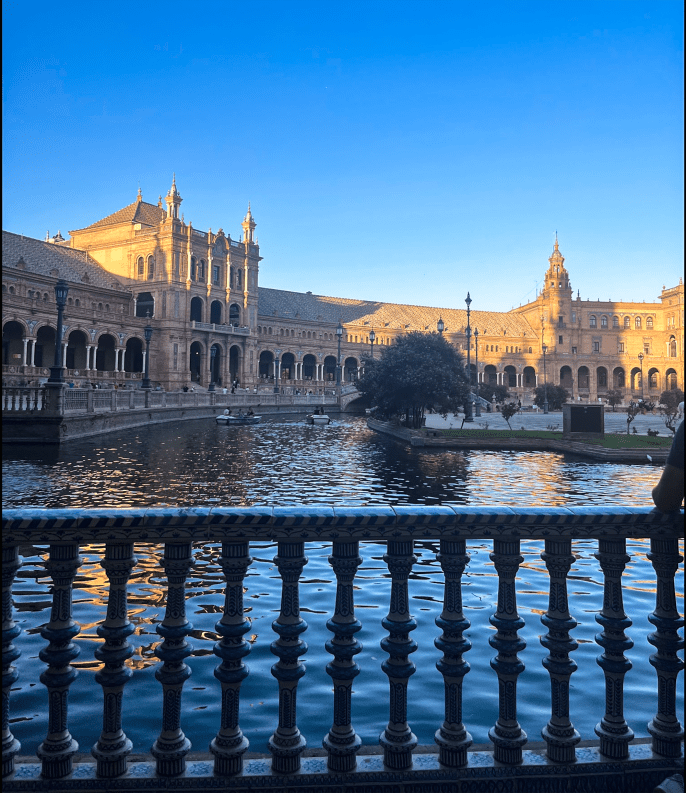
[652, 464, 684, 512]
[652, 420, 684, 512]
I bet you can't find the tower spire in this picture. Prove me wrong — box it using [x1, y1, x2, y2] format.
[165, 174, 182, 219]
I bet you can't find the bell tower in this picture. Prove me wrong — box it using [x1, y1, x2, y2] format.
[241, 203, 256, 245]
[165, 174, 182, 220]
[541, 236, 572, 330]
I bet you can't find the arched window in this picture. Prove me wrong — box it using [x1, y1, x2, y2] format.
[589, 315, 597, 328]
[199, 260, 205, 281]
[75, 298, 80, 307]
[669, 336, 677, 357]
[635, 316, 641, 329]
[137, 257, 144, 278]
[600, 315, 608, 328]
[528, 346, 532, 353]
[624, 316, 630, 328]
[613, 316, 619, 327]
[190, 258, 196, 280]
[147, 255, 155, 280]
[646, 316, 653, 329]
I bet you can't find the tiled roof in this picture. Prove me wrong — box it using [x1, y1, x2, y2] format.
[73, 200, 166, 231]
[2, 231, 126, 291]
[258, 288, 536, 338]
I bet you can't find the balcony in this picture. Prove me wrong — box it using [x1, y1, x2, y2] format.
[190, 321, 250, 336]
[2, 505, 683, 792]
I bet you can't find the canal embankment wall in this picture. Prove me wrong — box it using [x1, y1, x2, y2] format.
[3, 403, 344, 445]
[367, 418, 670, 463]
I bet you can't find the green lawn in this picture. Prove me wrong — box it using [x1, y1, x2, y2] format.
[437, 428, 674, 449]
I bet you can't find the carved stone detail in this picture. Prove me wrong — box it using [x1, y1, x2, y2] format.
[379, 539, 418, 770]
[594, 538, 634, 759]
[540, 538, 581, 762]
[488, 538, 527, 764]
[646, 537, 684, 758]
[36, 543, 83, 778]
[151, 542, 194, 776]
[2, 545, 22, 778]
[210, 541, 252, 776]
[91, 543, 137, 778]
[323, 541, 363, 772]
[268, 541, 308, 773]
[434, 539, 473, 768]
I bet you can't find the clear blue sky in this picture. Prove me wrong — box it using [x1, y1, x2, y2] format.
[3, 0, 683, 312]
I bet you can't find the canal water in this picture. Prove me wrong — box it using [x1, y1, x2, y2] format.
[3, 416, 683, 755]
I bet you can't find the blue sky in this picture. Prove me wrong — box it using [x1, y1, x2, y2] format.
[3, 0, 683, 312]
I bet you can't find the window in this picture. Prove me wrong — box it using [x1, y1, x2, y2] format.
[612, 316, 619, 327]
[593, 341, 600, 352]
[571, 312, 576, 323]
[75, 299, 80, 307]
[147, 255, 154, 280]
[213, 265, 220, 285]
[600, 315, 608, 328]
[190, 258, 196, 280]
[644, 344, 650, 355]
[528, 346, 532, 353]
[137, 257, 144, 278]
[589, 315, 597, 328]
[624, 316, 630, 328]
[199, 260, 205, 281]
[646, 316, 653, 329]
[173, 343, 178, 370]
[558, 336, 563, 345]
[618, 342, 625, 353]
[669, 336, 677, 357]
[635, 316, 642, 329]
[558, 316, 564, 326]
[572, 346, 577, 354]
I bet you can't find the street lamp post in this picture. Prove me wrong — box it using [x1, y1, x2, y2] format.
[336, 321, 343, 387]
[474, 328, 481, 417]
[208, 345, 216, 392]
[142, 312, 153, 390]
[464, 293, 473, 422]
[437, 317, 444, 335]
[542, 343, 549, 414]
[638, 352, 644, 400]
[369, 329, 376, 359]
[48, 279, 69, 384]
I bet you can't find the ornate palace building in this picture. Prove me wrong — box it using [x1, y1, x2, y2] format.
[2, 178, 684, 401]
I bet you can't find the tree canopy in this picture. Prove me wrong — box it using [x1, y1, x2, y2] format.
[357, 332, 470, 428]
[532, 384, 570, 411]
[478, 383, 511, 404]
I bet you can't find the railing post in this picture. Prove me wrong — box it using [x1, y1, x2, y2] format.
[323, 541, 363, 772]
[210, 541, 252, 776]
[594, 538, 634, 758]
[87, 389, 94, 413]
[36, 543, 82, 778]
[2, 545, 22, 778]
[434, 538, 472, 767]
[91, 542, 136, 778]
[380, 539, 418, 770]
[151, 542, 194, 776]
[647, 537, 685, 758]
[110, 390, 117, 411]
[488, 538, 527, 764]
[268, 541, 308, 773]
[540, 538, 580, 762]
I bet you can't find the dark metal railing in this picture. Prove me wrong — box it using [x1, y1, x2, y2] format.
[2, 506, 683, 792]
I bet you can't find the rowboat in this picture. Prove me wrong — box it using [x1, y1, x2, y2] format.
[216, 413, 261, 425]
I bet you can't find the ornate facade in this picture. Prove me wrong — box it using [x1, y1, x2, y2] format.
[2, 179, 683, 401]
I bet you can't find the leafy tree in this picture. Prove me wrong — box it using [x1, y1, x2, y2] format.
[477, 383, 510, 404]
[532, 384, 570, 411]
[659, 389, 684, 412]
[500, 401, 520, 429]
[605, 389, 623, 412]
[356, 332, 470, 428]
[626, 400, 642, 434]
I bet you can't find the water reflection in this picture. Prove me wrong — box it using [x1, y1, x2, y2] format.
[4, 417, 682, 756]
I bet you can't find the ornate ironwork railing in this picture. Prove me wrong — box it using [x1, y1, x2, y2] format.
[2, 506, 683, 792]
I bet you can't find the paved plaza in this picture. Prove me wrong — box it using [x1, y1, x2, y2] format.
[424, 408, 679, 436]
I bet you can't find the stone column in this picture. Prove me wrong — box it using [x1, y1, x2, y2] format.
[22, 338, 28, 366]
[62, 343, 67, 368]
[85, 346, 92, 371]
[30, 340, 36, 366]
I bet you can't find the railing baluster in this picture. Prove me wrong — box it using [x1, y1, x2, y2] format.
[2, 546, 22, 778]
[647, 537, 685, 758]
[323, 540, 363, 772]
[594, 538, 634, 758]
[151, 542, 194, 776]
[380, 539, 418, 770]
[434, 538, 472, 768]
[36, 543, 82, 778]
[488, 538, 527, 764]
[91, 542, 136, 778]
[540, 538, 580, 762]
[210, 541, 252, 776]
[268, 541, 308, 773]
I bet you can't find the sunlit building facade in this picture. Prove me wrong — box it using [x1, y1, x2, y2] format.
[2, 179, 683, 401]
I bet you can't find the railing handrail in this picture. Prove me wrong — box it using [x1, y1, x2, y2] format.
[2, 506, 682, 544]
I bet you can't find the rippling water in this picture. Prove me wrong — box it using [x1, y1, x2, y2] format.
[3, 416, 683, 754]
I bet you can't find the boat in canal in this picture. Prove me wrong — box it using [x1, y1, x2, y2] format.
[216, 411, 261, 425]
[307, 412, 331, 425]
